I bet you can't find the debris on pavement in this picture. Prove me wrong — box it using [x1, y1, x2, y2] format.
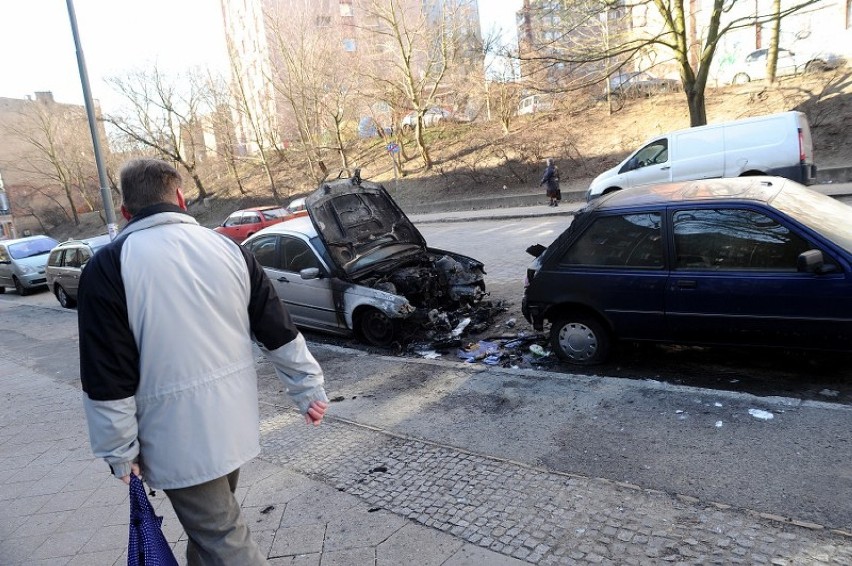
[748, 408, 774, 420]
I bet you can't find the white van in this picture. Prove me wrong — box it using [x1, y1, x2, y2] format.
[586, 111, 816, 201]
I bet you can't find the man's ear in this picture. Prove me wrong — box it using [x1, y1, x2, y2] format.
[176, 188, 187, 211]
[120, 205, 132, 221]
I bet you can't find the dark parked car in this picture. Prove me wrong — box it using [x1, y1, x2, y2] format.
[522, 177, 852, 364]
[45, 234, 112, 308]
[242, 173, 487, 346]
[607, 72, 680, 98]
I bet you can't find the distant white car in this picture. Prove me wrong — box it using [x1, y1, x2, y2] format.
[725, 47, 847, 84]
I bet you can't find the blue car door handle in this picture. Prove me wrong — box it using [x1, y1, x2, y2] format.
[660, 166, 670, 170]
[676, 280, 697, 289]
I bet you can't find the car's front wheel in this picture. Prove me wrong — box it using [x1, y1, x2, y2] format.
[13, 277, 29, 296]
[357, 308, 397, 347]
[55, 285, 76, 309]
[732, 73, 750, 85]
[550, 315, 610, 365]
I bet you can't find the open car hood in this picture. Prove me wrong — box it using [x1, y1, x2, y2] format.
[306, 175, 428, 278]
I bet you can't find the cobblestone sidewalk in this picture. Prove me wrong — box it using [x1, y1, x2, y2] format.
[259, 403, 852, 565]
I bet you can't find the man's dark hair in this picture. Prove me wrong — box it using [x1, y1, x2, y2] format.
[120, 159, 182, 215]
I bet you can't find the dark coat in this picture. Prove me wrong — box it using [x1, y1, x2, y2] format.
[540, 164, 560, 197]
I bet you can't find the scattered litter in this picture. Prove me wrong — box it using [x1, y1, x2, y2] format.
[819, 389, 839, 398]
[529, 344, 547, 357]
[748, 408, 774, 420]
[451, 317, 471, 337]
[715, 421, 723, 428]
[416, 350, 442, 359]
[505, 317, 516, 328]
[457, 341, 501, 363]
[368, 465, 388, 474]
[675, 410, 684, 414]
[713, 402, 723, 407]
[330, 396, 345, 403]
[367, 507, 382, 513]
[260, 505, 275, 515]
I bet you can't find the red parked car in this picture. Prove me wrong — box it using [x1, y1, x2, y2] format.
[214, 205, 307, 243]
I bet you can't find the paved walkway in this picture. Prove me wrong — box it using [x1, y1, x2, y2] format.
[0, 356, 525, 566]
[2, 346, 851, 565]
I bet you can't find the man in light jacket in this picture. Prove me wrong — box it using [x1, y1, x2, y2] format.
[78, 158, 328, 565]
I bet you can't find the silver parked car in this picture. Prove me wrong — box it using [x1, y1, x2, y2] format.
[0, 235, 59, 295]
[241, 175, 487, 346]
[45, 234, 112, 308]
[725, 47, 847, 84]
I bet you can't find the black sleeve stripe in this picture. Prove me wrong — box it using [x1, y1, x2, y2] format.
[78, 239, 141, 401]
[239, 246, 299, 350]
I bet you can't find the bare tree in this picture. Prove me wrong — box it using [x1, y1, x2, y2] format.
[199, 71, 248, 195]
[105, 66, 210, 200]
[1, 99, 100, 226]
[359, 0, 468, 170]
[264, 1, 357, 181]
[515, 0, 822, 126]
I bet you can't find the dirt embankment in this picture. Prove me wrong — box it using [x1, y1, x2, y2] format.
[51, 71, 852, 241]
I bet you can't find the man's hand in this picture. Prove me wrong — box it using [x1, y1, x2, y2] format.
[304, 400, 328, 426]
[120, 462, 141, 485]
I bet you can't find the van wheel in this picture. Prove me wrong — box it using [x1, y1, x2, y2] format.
[56, 285, 76, 309]
[13, 277, 29, 296]
[357, 308, 397, 347]
[550, 315, 610, 365]
[732, 73, 750, 85]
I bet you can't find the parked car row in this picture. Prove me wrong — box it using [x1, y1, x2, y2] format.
[722, 47, 847, 85]
[5, 111, 851, 365]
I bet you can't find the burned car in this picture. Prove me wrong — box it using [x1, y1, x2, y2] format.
[241, 173, 487, 346]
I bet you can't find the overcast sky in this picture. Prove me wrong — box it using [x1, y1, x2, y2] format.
[0, 0, 521, 112]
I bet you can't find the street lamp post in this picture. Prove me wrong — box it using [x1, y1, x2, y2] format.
[66, 0, 118, 238]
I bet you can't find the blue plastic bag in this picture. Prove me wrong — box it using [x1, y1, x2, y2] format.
[128, 474, 179, 566]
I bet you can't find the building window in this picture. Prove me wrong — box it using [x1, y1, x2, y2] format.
[340, 1, 353, 17]
[343, 38, 356, 52]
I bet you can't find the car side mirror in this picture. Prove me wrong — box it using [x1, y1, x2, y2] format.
[797, 249, 836, 274]
[300, 267, 321, 280]
[526, 244, 546, 258]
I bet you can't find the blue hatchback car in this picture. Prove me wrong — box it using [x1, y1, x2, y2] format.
[522, 176, 852, 364]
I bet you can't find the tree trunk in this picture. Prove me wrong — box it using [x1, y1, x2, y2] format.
[685, 84, 707, 127]
[62, 183, 80, 226]
[414, 121, 432, 170]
